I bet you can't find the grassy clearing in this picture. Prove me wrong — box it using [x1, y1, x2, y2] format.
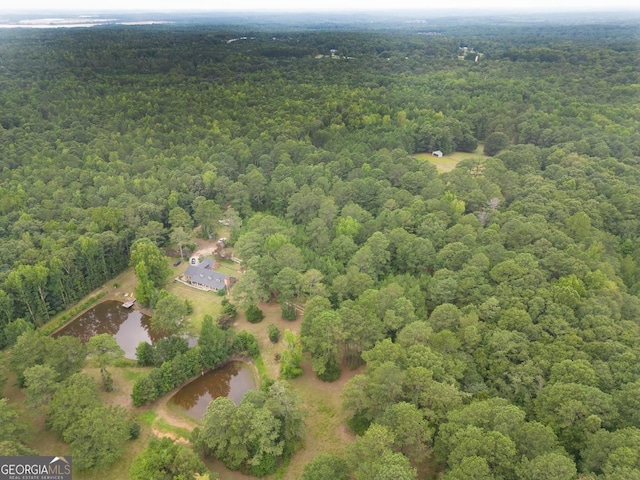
[283, 362, 361, 480]
[253, 355, 270, 387]
[233, 302, 361, 480]
[201, 300, 356, 478]
[120, 366, 152, 384]
[414, 144, 486, 173]
[415, 152, 462, 172]
[447, 147, 485, 162]
[236, 302, 300, 379]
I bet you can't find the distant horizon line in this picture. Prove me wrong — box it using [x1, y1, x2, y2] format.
[1, 7, 638, 14]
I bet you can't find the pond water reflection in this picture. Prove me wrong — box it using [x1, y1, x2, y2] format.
[170, 361, 256, 420]
[53, 300, 160, 359]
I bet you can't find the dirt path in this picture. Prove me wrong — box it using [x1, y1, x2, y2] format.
[151, 428, 190, 445]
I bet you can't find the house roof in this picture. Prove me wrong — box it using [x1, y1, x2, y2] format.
[185, 260, 230, 289]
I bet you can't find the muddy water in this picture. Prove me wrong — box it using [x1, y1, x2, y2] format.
[170, 361, 256, 420]
[53, 300, 160, 359]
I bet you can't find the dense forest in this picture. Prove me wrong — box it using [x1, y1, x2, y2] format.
[1, 13, 640, 479]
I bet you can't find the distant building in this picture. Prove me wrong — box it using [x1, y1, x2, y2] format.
[432, 150, 444, 158]
[181, 258, 234, 292]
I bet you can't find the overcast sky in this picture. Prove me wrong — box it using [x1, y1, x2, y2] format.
[1, 0, 638, 12]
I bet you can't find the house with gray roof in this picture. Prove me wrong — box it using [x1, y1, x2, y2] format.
[181, 258, 234, 292]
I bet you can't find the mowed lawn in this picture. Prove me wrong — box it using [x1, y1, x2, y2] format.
[414, 144, 487, 173]
[165, 279, 223, 333]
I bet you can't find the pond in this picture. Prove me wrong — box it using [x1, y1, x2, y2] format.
[53, 300, 161, 359]
[169, 361, 257, 420]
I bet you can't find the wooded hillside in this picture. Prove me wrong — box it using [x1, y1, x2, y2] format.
[1, 16, 640, 478]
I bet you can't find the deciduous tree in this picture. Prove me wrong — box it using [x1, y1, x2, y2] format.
[0, 398, 29, 444]
[130, 238, 171, 288]
[87, 334, 125, 391]
[280, 330, 303, 379]
[47, 373, 101, 437]
[302, 453, 349, 480]
[301, 310, 343, 381]
[151, 290, 189, 336]
[63, 405, 130, 470]
[130, 437, 209, 480]
[198, 314, 230, 369]
[484, 132, 510, 156]
[23, 364, 58, 410]
[345, 424, 417, 480]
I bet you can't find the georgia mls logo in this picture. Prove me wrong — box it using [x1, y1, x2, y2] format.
[0, 456, 72, 480]
[49, 457, 71, 472]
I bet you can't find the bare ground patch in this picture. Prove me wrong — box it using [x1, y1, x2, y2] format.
[154, 394, 199, 433]
[151, 428, 189, 444]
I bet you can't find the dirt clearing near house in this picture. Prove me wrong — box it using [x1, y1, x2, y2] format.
[414, 144, 486, 173]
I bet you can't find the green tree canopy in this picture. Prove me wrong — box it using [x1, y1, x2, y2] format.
[130, 437, 210, 480]
[130, 238, 171, 289]
[63, 405, 130, 471]
[484, 132, 510, 156]
[87, 333, 125, 391]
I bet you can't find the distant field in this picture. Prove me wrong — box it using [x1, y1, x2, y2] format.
[414, 144, 486, 172]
